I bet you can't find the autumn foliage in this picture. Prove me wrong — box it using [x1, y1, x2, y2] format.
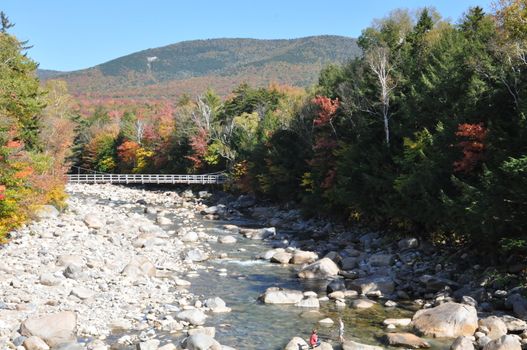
[454, 123, 487, 173]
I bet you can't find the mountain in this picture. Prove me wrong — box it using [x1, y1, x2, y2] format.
[39, 36, 360, 100]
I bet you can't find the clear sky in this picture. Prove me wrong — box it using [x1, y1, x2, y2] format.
[3, 0, 490, 71]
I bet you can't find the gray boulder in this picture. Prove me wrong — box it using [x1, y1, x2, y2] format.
[506, 294, 527, 319]
[368, 254, 394, 267]
[291, 251, 318, 265]
[83, 213, 104, 229]
[23, 336, 50, 350]
[284, 337, 308, 350]
[34, 205, 59, 220]
[271, 252, 293, 264]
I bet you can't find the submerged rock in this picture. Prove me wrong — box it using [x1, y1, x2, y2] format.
[342, 340, 384, 350]
[384, 333, 430, 348]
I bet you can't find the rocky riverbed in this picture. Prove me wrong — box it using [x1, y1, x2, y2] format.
[0, 184, 526, 350]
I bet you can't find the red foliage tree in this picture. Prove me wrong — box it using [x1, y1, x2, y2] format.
[453, 123, 488, 173]
[310, 96, 340, 189]
[117, 140, 140, 169]
[186, 128, 209, 170]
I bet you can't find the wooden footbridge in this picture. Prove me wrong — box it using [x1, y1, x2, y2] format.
[67, 167, 227, 185]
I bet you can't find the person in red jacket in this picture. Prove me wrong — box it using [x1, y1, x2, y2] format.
[309, 329, 321, 348]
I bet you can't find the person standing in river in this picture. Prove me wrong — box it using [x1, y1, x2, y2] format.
[338, 317, 345, 342]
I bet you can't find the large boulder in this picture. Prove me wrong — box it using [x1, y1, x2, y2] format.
[450, 336, 475, 350]
[121, 256, 156, 279]
[185, 333, 221, 350]
[342, 340, 384, 350]
[176, 309, 207, 326]
[284, 337, 308, 350]
[298, 258, 340, 279]
[384, 333, 430, 348]
[20, 311, 77, 347]
[412, 302, 478, 338]
[260, 287, 304, 304]
[347, 276, 394, 295]
[478, 316, 507, 340]
[482, 335, 521, 350]
[506, 294, 527, 319]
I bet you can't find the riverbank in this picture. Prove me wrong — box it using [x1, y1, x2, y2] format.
[0, 184, 525, 350]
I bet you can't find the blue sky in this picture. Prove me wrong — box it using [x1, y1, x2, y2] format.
[3, 0, 490, 71]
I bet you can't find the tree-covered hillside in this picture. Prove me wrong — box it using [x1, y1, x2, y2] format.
[39, 36, 360, 99]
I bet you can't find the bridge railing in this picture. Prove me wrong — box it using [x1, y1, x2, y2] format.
[67, 173, 227, 185]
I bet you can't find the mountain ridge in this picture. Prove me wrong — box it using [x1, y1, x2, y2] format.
[39, 35, 360, 100]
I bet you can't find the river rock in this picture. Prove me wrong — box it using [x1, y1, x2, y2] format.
[412, 302, 478, 338]
[222, 225, 240, 234]
[327, 279, 346, 293]
[260, 287, 304, 304]
[291, 251, 318, 265]
[385, 333, 430, 348]
[340, 257, 358, 270]
[319, 318, 334, 325]
[298, 258, 340, 279]
[34, 205, 59, 220]
[450, 336, 475, 350]
[158, 345, 177, 350]
[56, 255, 85, 267]
[185, 333, 221, 350]
[369, 254, 394, 267]
[20, 311, 77, 347]
[187, 327, 216, 338]
[137, 339, 160, 350]
[218, 235, 236, 244]
[240, 227, 275, 240]
[23, 336, 50, 350]
[39, 273, 62, 286]
[479, 316, 507, 340]
[181, 231, 199, 243]
[176, 309, 207, 326]
[296, 297, 320, 308]
[122, 256, 156, 279]
[347, 275, 394, 295]
[63, 264, 84, 280]
[186, 249, 209, 262]
[482, 335, 521, 350]
[398, 238, 419, 250]
[383, 319, 412, 327]
[506, 294, 527, 319]
[70, 286, 95, 300]
[83, 213, 104, 229]
[205, 297, 231, 313]
[284, 337, 308, 350]
[271, 252, 293, 264]
[342, 340, 384, 350]
[352, 299, 376, 309]
[500, 315, 527, 332]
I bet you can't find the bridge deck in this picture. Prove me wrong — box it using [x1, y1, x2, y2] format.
[67, 173, 227, 185]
